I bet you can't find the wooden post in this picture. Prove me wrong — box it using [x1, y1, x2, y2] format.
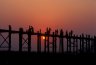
[37, 30, 41, 53]
[73, 35, 75, 53]
[52, 32, 55, 53]
[28, 27, 31, 52]
[37, 31, 39, 52]
[68, 31, 72, 53]
[88, 35, 91, 53]
[61, 35, 64, 53]
[85, 35, 88, 53]
[81, 34, 84, 53]
[54, 30, 58, 53]
[46, 27, 51, 53]
[94, 36, 96, 53]
[75, 35, 78, 54]
[44, 32, 47, 53]
[69, 36, 71, 53]
[9, 25, 11, 51]
[19, 28, 23, 52]
[39, 33, 41, 52]
[59, 29, 64, 53]
[54, 37, 57, 53]
[47, 35, 49, 53]
[90, 37, 94, 53]
[79, 35, 82, 53]
[66, 31, 69, 53]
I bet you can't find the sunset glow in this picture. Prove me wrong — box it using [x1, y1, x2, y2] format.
[0, 1, 96, 64]
[42, 36, 45, 40]
[0, 0, 96, 34]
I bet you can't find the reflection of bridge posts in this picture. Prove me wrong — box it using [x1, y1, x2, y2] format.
[9, 25, 12, 51]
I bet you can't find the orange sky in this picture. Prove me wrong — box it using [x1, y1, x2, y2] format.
[0, 0, 96, 35]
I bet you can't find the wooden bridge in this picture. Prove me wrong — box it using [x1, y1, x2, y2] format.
[0, 25, 96, 54]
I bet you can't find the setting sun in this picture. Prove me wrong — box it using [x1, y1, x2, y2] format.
[42, 36, 45, 40]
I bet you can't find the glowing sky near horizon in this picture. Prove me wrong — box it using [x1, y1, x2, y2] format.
[0, 0, 96, 35]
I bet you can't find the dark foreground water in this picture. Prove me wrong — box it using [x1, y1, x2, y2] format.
[0, 51, 96, 65]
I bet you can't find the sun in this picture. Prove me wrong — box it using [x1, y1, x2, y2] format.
[42, 36, 45, 40]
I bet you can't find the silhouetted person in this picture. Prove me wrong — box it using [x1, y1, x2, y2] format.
[55, 29, 58, 35]
[66, 30, 68, 36]
[69, 30, 73, 36]
[60, 29, 63, 35]
[26, 26, 34, 33]
[46, 27, 51, 34]
[30, 26, 34, 33]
